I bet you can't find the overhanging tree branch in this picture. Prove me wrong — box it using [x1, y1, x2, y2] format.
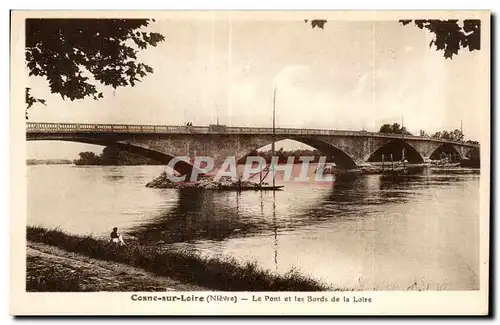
[399, 19, 480, 59]
[25, 18, 165, 119]
[306, 18, 481, 59]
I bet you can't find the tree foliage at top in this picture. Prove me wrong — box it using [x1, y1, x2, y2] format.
[419, 128, 476, 143]
[399, 19, 480, 59]
[25, 19, 165, 118]
[431, 129, 465, 142]
[304, 19, 327, 29]
[25, 87, 46, 118]
[306, 18, 481, 59]
[379, 123, 412, 135]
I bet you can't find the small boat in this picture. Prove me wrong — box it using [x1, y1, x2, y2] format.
[382, 167, 409, 175]
[360, 168, 381, 175]
[460, 159, 480, 168]
[214, 184, 285, 191]
[430, 162, 461, 168]
[315, 164, 362, 179]
[314, 163, 337, 175]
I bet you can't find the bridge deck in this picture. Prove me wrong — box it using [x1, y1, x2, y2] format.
[25, 122, 478, 147]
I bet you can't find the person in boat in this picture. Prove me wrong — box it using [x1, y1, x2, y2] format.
[109, 227, 126, 247]
[317, 162, 336, 175]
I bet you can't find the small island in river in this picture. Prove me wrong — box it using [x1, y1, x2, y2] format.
[146, 172, 283, 191]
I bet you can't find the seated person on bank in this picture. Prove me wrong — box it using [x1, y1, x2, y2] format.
[109, 227, 126, 246]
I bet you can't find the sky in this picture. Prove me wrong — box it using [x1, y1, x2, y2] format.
[26, 17, 486, 159]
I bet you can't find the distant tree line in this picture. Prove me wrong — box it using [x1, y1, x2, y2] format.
[74, 146, 163, 165]
[379, 123, 475, 143]
[238, 148, 336, 164]
[27, 159, 73, 165]
[378, 123, 412, 135]
[419, 128, 466, 142]
[430, 129, 464, 142]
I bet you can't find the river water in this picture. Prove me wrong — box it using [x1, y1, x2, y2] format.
[27, 164, 480, 290]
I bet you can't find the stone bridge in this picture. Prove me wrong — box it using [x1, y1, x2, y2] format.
[26, 122, 480, 175]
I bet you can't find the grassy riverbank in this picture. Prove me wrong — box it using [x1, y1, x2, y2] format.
[27, 226, 330, 291]
[27, 242, 205, 291]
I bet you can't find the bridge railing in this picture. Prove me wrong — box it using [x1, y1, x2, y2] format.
[25, 122, 478, 147]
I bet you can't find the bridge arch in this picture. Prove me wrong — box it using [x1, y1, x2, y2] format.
[27, 137, 196, 176]
[238, 137, 358, 169]
[295, 137, 358, 169]
[367, 140, 424, 164]
[461, 147, 480, 168]
[465, 147, 480, 159]
[429, 143, 463, 161]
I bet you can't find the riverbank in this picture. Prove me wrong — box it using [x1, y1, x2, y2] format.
[27, 241, 205, 291]
[27, 226, 330, 292]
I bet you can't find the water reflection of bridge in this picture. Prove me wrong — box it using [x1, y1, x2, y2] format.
[126, 169, 477, 275]
[129, 170, 478, 243]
